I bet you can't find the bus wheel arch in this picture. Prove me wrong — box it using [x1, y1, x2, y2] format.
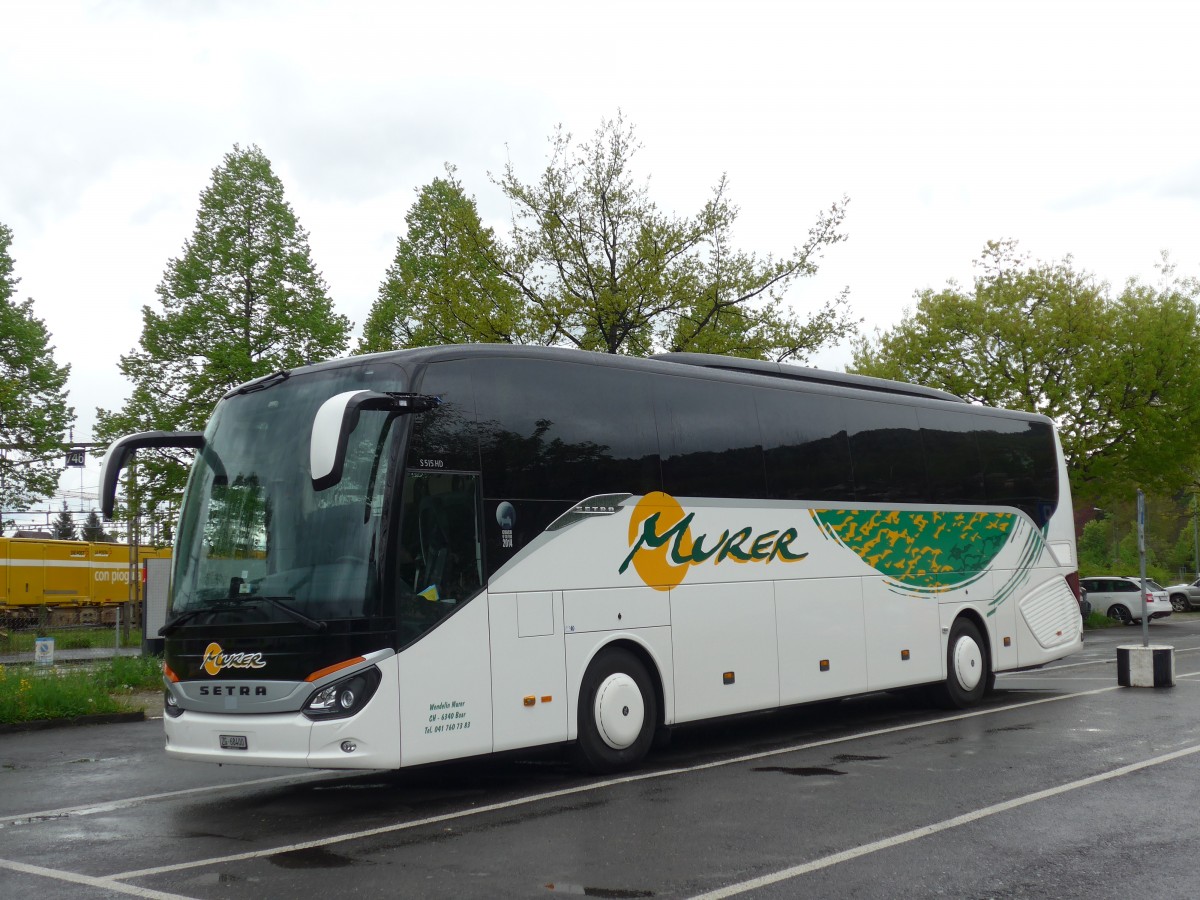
[933, 614, 992, 709]
[571, 641, 662, 773]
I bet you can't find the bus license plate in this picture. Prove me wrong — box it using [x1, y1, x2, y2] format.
[219, 734, 248, 751]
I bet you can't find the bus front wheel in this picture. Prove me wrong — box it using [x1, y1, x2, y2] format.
[572, 647, 657, 774]
[933, 618, 990, 709]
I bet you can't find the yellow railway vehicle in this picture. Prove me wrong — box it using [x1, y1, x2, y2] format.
[0, 536, 170, 625]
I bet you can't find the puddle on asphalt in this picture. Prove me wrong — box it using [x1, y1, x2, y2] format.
[753, 766, 846, 777]
[829, 754, 888, 763]
[268, 846, 357, 869]
[544, 883, 653, 898]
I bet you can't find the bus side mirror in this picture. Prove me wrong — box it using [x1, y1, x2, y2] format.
[310, 391, 441, 492]
[98, 431, 205, 520]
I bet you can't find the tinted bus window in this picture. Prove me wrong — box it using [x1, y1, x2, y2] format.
[845, 399, 927, 503]
[918, 407, 986, 505]
[977, 416, 1058, 526]
[757, 388, 854, 502]
[410, 361, 480, 472]
[470, 358, 660, 501]
[655, 375, 766, 499]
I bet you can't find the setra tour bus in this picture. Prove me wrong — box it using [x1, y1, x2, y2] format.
[99, 345, 1083, 773]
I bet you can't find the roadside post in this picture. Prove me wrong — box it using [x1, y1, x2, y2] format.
[1117, 490, 1175, 687]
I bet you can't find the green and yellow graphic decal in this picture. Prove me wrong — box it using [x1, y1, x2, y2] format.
[811, 508, 1046, 612]
[620, 492, 807, 591]
[810, 509, 1013, 589]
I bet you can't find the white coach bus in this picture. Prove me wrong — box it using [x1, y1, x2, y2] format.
[100, 345, 1083, 773]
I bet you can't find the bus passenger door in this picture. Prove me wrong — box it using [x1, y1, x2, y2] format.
[395, 470, 494, 767]
[488, 591, 567, 752]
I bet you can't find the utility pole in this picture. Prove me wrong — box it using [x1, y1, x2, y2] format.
[1193, 492, 1199, 580]
[125, 458, 139, 647]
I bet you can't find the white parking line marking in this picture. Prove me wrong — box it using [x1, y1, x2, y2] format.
[0, 857, 195, 900]
[107, 683, 1126, 882]
[1006, 644, 1200, 673]
[686, 741, 1200, 899]
[0, 772, 332, 829]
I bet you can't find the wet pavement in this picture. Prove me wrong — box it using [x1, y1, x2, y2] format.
[3, 615, 1200, 899]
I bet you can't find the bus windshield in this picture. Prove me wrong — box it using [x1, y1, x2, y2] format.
[169, 364, 406, 624]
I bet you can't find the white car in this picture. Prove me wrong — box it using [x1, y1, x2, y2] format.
[1079, 576, 1172, 625]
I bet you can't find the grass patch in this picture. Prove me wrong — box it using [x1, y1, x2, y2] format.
[1085, 611, 1118, 629]
[0, 655, 163, 725]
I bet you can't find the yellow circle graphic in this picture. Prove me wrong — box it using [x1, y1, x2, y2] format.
[202, 642, 223, 676]
[627, 492, 692, 590]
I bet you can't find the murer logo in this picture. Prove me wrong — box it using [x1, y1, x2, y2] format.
[619, 492, 807, 591]
[201, 642, 267, 676]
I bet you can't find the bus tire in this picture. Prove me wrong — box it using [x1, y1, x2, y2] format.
[934, 617, 989, 709]
[572, 647, 657, 774]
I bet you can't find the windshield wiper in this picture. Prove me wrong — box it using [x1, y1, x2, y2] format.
[229, 369, 290, 397]
[159, 595, 326, 636]
[159, 608, 209, 636]
[253, 596, 327, 632]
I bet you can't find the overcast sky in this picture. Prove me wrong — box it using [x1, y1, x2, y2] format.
[4, 0, 1199, 527]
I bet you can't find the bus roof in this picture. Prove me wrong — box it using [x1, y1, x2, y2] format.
[651, 352, 965, 403]
[232, 344, 1051, 420]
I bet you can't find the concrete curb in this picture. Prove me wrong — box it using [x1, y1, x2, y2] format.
[0, 709, 145, 734]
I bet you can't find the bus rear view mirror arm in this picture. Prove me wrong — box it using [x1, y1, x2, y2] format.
[98, 431, 205, 520]
[311, 391, 441, 492]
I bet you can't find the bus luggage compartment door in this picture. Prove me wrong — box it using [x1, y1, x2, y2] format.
[490, 591, 567, 753]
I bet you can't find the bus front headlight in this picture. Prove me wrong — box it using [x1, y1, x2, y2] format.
[303, 667, 381, 720]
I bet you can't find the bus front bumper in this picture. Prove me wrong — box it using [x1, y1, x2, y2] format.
[164, 705, 402, 770]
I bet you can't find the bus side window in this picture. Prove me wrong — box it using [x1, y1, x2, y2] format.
[757, 388, 853, 502]
[470, 358, 660, 501]
[656, 376, 766, 500]
[977, 418, 1058, 526]
[845, 399, 928, 503]
[408, 362, 480, 472]
[918, 407, 986, 505]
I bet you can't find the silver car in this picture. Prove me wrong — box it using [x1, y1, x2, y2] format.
[1165, 578, 1200, 612]
[1078, 576, 1172, 625]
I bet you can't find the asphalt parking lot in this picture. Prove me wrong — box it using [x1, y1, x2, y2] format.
[4, 615, 1200, 899]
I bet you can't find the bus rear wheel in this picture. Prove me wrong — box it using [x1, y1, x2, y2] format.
[572, 647, 657, 774]
[933, 618, 989, 709]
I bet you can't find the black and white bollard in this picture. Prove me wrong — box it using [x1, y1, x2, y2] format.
[1116, 644, 1175, 688]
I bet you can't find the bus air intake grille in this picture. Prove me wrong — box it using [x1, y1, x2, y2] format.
[1018, 578, 1082, 649]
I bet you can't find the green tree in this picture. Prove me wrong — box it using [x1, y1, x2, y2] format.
[0, 222, 75, 511]
[359, 171, 533, 352]
[362, 114, 857, 361]
[81, 509, 111, 542]
[51, 501, 77, 541]
[96, 144, 351, 529]
[851, 242, 1200, 503]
